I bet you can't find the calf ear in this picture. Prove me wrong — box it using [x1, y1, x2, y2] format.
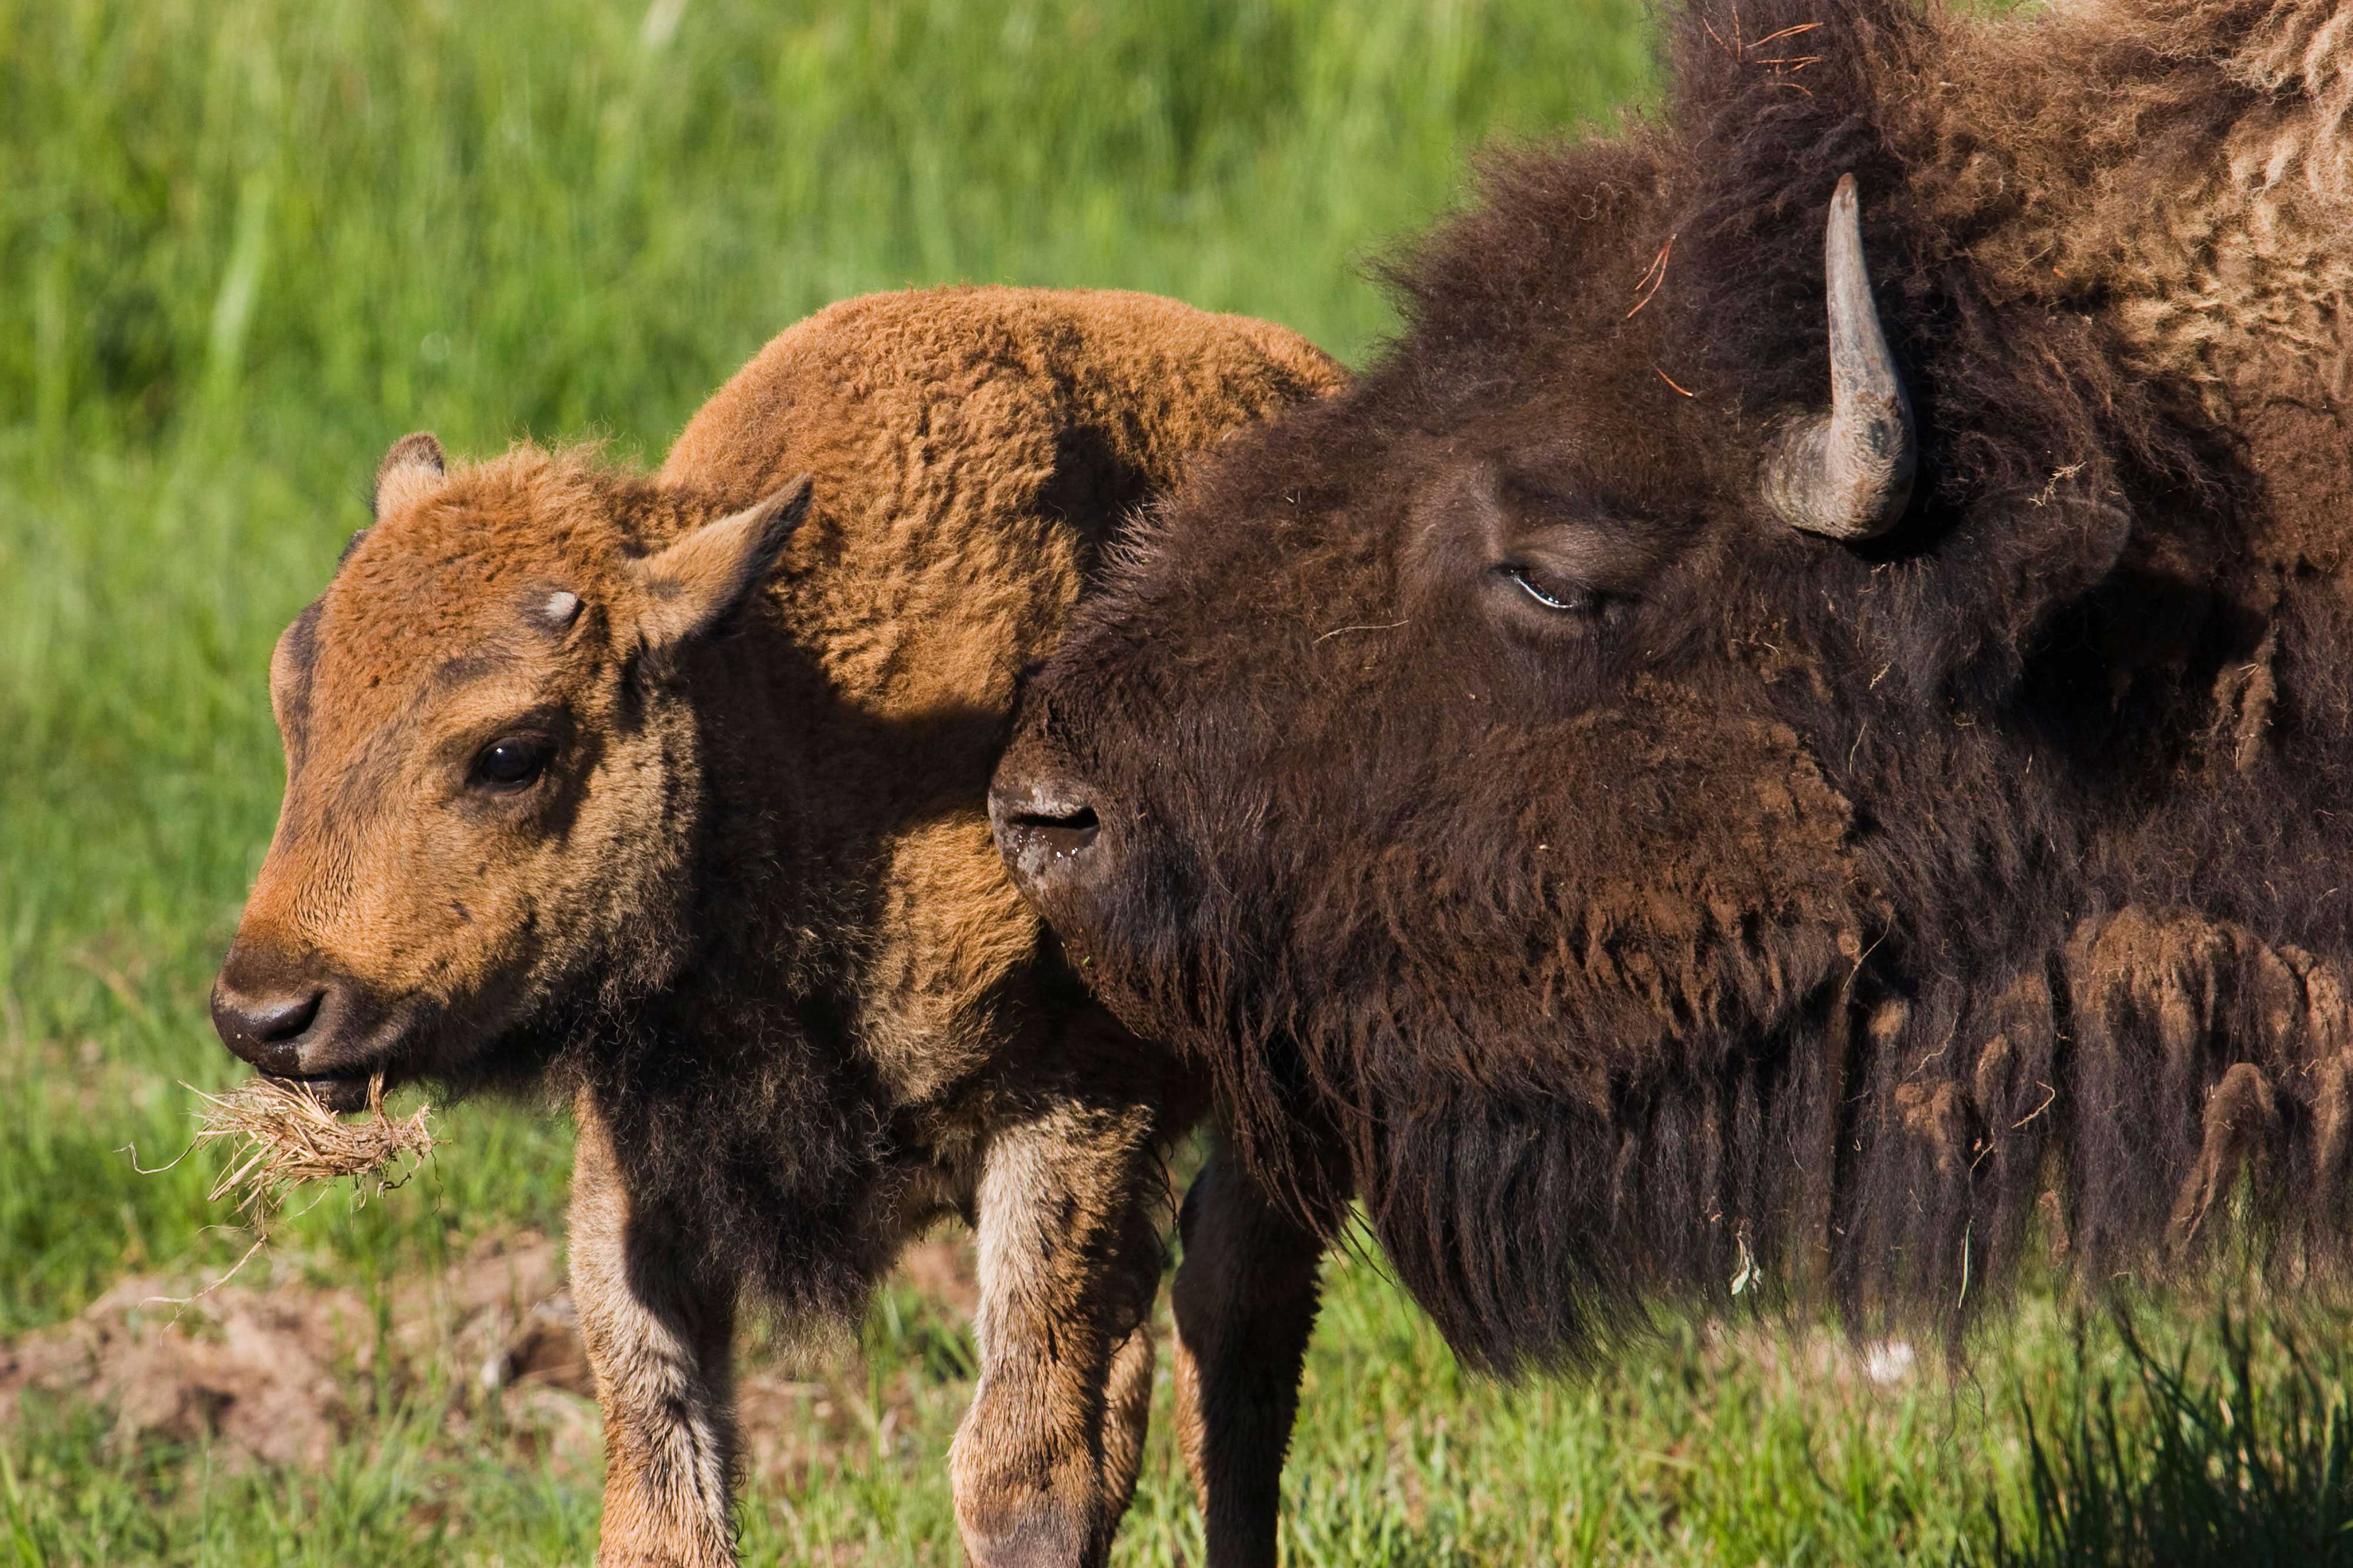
[628, 475, 814, 649]
[374, 432, 447, 518]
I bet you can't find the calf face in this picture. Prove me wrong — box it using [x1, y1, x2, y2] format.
[211, 435, 808, 1109]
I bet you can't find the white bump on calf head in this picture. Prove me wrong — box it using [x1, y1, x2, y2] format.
[541, 589, 583, 630]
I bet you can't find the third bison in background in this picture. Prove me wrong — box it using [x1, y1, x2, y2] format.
[995, 1, 2353, 1558]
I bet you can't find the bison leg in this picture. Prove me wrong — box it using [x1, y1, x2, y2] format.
[1098, 1313, 1156, 1517]
[1171, 1145, 1324, 1568]
[953, 1093, 1165, 1568]
[572, 1093, 739, 1568]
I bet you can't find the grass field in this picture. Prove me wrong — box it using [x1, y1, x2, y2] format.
[8, 1, 2353, 1563]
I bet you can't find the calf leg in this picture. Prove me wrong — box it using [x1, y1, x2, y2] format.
[1098, 1316, 1156, 1519]
[952, 1095, 1167, 1568]
[1171, 1146, 1325, 1568]
[572, 1093, 740, 1568]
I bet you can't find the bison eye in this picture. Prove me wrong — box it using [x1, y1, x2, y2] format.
[469, 736, 553, 792]
[1499, 564, 1593, 615]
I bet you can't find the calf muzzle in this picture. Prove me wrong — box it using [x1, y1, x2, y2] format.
[210, 941, 387, 1109]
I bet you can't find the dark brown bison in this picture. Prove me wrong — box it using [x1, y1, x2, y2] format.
[994, 1, 2353, 1557]
[207, 287, 1344, 1567]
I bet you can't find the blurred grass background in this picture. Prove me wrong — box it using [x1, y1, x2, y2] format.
[8, 0, 2353, 1563]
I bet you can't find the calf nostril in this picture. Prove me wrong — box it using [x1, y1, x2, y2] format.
[255, 990, 325, 1042]
[210, 983, 325, 1071]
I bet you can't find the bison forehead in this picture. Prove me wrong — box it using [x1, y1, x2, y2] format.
[324, 547, 564, 668]
[298, 469, 636, 720]
[291, 583, 560, 760]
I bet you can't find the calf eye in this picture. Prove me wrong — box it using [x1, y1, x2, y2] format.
[1499, 564, 1594, 615]
[469, 736, 552, 791]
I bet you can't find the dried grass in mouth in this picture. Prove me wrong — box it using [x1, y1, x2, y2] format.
[192, 1073, 439, 1229]
[126, 1073, 441, 1305]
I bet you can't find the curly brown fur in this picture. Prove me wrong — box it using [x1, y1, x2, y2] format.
[996, 0, 2353, 1386]
[209, 286, 1345, 1566]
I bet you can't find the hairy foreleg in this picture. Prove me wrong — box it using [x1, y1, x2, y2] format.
[572, 1093, 740, 1568]
[952, 1092, 1167, 1568]
[1098, 1313, 1156, 1518]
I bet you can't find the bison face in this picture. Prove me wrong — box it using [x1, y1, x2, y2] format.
[211, 435, 808, 1109]
[991, 179, 2028, 1216]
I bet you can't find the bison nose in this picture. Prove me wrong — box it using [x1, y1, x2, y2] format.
[209, 979, 325, 1075]
[989, 775, 1107, 895]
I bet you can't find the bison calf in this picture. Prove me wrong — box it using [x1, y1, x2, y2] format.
[209, 287, 1342, 1566]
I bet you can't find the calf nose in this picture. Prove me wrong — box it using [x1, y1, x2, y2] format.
[989, 775, 1107, 896]
[209, 980, 325, 1075]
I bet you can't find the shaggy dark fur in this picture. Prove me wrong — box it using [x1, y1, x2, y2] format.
[996, 0, 2353, 1373]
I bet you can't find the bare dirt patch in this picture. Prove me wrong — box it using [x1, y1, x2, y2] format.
[0, 1229, 573, 1468]
[0, 1227, 985, 1482]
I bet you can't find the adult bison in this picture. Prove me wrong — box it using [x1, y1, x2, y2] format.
[994, 0, 2353, 1553]
[208, 287, 1343, 1567]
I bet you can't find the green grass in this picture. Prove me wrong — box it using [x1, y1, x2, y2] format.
[11, 1248, 2353, 1567]
[6, 0, 2351, 1562]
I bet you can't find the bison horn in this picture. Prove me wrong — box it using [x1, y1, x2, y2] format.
[1762, 175, 1916, 541]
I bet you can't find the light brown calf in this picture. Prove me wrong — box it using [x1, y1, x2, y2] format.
[209, 288, 1345, 1566]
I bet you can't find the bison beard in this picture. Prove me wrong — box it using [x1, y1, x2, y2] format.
[996, 0, 2353, 1374]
